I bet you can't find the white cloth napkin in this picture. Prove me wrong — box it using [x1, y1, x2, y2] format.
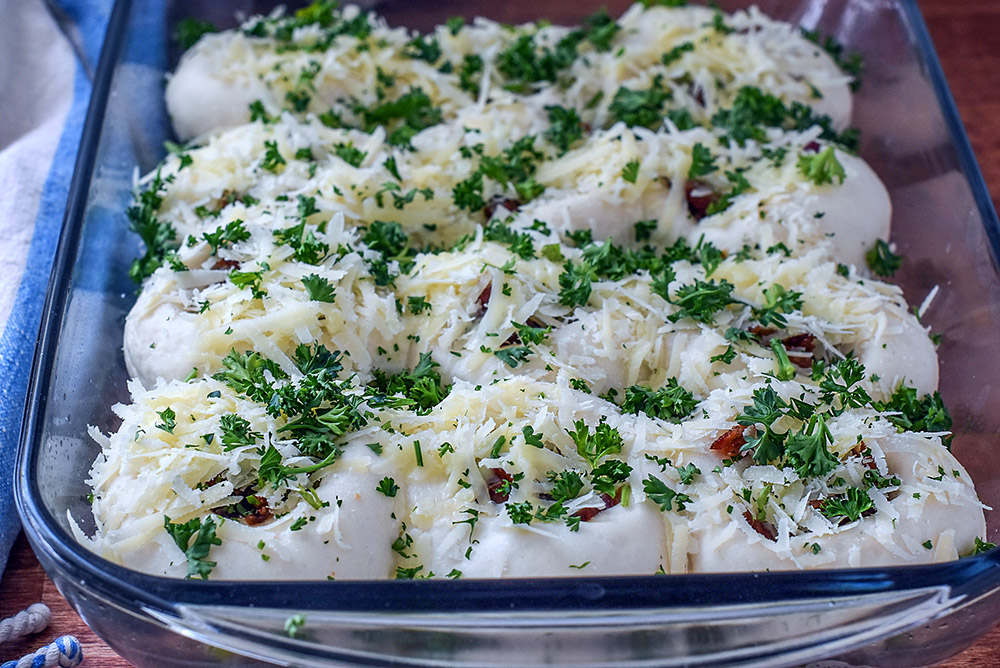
[0, 0, 112, 580]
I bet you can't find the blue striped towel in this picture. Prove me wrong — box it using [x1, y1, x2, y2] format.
[0, 0, 114, 580]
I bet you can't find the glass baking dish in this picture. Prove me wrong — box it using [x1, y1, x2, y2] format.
[16, 0, 1000, 666]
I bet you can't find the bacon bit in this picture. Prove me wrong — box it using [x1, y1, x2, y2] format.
[484, 195, 520, 219]
[212, 258, 241, 271]
[783, 333, 817, 368]
[685, 180, 720, 220]
[851, 442, 878, 470]
[688, 83, 706, 107]
[244, 497, 273, 526]
[711, 425, 747, 459]
[748, 325, 777, 338]
[782, 333, 816, 351]
[743, 511, 777, 541]
[574, 506, 602, 522]
[487, 468, 515, 504]
[474, 284, 492, 318]
[213, 490, 272, 525]
[572, 490, 622, 522]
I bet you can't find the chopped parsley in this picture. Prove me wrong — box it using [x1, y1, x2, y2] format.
[643, 475, 691, 512]
[333, 142, 366, 167]
[219, 414, 261, 450]
[688, 143, 716, 178]
[544, 105, 584, 154]
[661, 41, 694, 66]
[163, 515, 222, 580]
[753, 284, 803, 329]
[820, 487, 873, 523]
[666, 278, 736, 324]
[302, 274, 337, 302]
[797, 147, 846, 185]
[620, 379, 697, 422]
[369, 353, 451, 414]
[567, 419, 624, 467]
[873, 384, 953, 448]
[203, 219, 250, 253]
[260, 140, 286, 172]
[376, 476, 400, 497]
[866, 239, 903, 277]
[621, 160, 640, 184]
[608, 78, 672, 128]
[173, 18, 218, 50]
[127, 172, 176, 283]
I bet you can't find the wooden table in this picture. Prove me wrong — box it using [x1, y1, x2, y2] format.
[3, 0, 999, 666]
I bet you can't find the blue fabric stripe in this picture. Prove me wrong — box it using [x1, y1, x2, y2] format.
[0, 0, 114, 580]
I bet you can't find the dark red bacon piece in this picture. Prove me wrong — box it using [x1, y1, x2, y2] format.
[484, 195, 520, 219]
[488, 468, 515, 504]
[711, 425, 747, 460]
[743, 511, 777, 541]
[685, 180, 720, 220]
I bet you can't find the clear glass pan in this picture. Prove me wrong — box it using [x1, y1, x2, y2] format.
[16, 0, 1000, 666]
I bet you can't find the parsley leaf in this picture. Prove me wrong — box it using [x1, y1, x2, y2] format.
[333, 142, 366, 167]
[213, 348, 287, 404]
[866, 239, 903, 277]
[591, 459, 632, 495]
[404, 34, 441, 63]
[155, 407, 176, 433]
[458, 54, 484, 94]
[873, 384, 953, 448]
[230, 268, 267, 299]
[368, 353, 451, 414]
[356, 88, 442, 147]
[567, 419, 624, 468]
[173, 18, 218, 49]
[376, 477, 400, 497]
[666, 279, 736, 324]
[621, 160, 640, 184]
[621, 379, 697, 422]
[558, 260, 597, 307]
[127, 172, 176, 283]
[608, 78, 672, 128]
[219, 414, 261, 450]
[512, 321, 552, 345]
[661, 41, 694, 66]
[785, 415, 838, 478]
[302, 274, 336, 302]
[676, 463, 700, 485]
[273, 221, 329, 265]
[506, 501, 535, 524]
[688, 143, 716, 178]
[546, 470, 583, 503]
[736, 386, 789, 465]
[544, 105, 584, 154]
[494, 346, 533, 368]
[797, 147, 846, 185]
[643, 475, 690, 512]
[261, 140, 286, 172]
[163, 515, 222, 580]
[203, 219, 250, 253]
[484, 220, 535, 259]
[820, 487, 872, 523]
[753, 284, 803, 329]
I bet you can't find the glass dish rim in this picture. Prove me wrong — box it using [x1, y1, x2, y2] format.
[15, 0, 1000, 616]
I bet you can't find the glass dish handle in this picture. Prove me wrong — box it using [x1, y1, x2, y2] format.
[145, 585, 961, 667]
